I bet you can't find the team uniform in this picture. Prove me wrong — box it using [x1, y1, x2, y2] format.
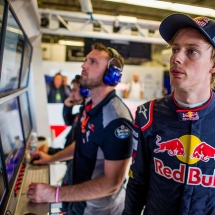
[124, 92, 215, 215]
[70, 90, 133, 215]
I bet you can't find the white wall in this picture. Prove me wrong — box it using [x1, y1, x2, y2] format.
[42, 61, 164, 101]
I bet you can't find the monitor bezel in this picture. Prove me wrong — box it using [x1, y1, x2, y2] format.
[18, 91, 33, 146]
[19, 36, 33, 89]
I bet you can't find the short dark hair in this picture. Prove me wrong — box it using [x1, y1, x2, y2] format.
[71, 78, 80, 85]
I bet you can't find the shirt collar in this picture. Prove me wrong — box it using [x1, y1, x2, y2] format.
[85, 90, 117, 116]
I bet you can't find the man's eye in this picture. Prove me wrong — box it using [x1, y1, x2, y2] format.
[189, 49, 198, 55]
[172, 48, 178, 54]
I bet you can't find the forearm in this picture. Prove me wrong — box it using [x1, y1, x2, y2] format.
[59, 158, 131, 202]
[59, 176, 121, 202]
[51, 142, 75, 162]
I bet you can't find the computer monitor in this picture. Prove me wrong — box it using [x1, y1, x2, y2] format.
[0, 97, 25, 184]
[18, 92, 32, 143]
[19, 39, 33, 88]
[0, 7, 24, 94]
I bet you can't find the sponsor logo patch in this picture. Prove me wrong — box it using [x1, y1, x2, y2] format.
[115, 125, 130, 139]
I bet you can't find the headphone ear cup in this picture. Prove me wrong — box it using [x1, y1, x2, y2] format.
[80, 86, 90, 97]
[103, 65, 122, 86]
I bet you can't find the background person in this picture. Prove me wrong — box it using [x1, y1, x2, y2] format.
[28, 43, 133, 215]
[46, 72, 70, 103]
[63, 75, 71, 93]
[123, 14, 215, 215]
[124, 73, 144, 100]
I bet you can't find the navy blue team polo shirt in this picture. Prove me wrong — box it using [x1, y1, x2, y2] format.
[72, 89, 133, 215]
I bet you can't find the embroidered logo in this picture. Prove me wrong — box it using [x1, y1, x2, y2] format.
[115, 125, 130, 139]
[193, 17, 209, 27]
[139, 104, 147, 119]
[182, 111, 199, 121]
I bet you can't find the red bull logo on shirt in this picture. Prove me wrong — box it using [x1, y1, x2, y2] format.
[154, 134, 215, 187]
[182, 111, 199, 121]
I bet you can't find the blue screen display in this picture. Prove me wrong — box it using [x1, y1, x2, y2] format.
[0, 97, 24, 182]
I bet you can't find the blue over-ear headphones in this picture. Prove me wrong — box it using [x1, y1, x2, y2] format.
[80, 86, 90, 97]
[103, 48, 122, 86]
[75, 75, 90, 97]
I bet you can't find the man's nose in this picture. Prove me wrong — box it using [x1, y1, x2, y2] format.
[171, 50, 184, 64]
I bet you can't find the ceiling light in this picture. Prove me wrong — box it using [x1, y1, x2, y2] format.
[104, 0, 215, 16]
[58, 40, 84, 46]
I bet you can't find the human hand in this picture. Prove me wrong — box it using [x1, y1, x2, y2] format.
[27, 183, 56, 203]
[30, 151, 53, 165]
[36, 144, 49, 153]
[64, 97, 74, 107]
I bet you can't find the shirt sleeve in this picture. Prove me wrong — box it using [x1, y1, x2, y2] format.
[123, 108, 150, 215]
[63, 105, 76, 125]
[101, 118, 133, 160]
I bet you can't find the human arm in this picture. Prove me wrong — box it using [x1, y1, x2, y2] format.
[123, 108, 150, 214]
[27, 157, 131, 203]
[123, 82, 130, 98]
[140, 91, 144, 100]
[28, 117, 133, 203]
[62, 101, 75, 125]
[140, 82, 144, 100]
[30, 141, 76, 164]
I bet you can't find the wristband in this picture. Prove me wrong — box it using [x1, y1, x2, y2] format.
[55, 186, 60, 203]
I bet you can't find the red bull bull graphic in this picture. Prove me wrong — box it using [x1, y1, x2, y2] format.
[190, 142, 215, 162]
[154, 135, 186, 156]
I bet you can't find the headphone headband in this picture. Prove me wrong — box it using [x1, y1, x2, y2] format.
[107, 47, 122, 71]
[107, 47, 120, 59]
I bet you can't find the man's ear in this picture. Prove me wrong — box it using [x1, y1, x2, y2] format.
[210, 62, 215, 73]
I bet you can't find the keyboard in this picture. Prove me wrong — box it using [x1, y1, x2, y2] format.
[22, 168, 49, 194]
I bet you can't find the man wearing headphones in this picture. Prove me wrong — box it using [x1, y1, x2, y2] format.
[28, 43, 133, 215]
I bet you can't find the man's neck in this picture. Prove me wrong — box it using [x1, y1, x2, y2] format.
[90, 86, 114, 108]
[174, 89, 211, 106]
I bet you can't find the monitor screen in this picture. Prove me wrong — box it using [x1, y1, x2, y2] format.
[0, 8, 24, 93]
[20, 39, 32, 88]
[18, 92, 32, 142]
[0, 97, 24, 183]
